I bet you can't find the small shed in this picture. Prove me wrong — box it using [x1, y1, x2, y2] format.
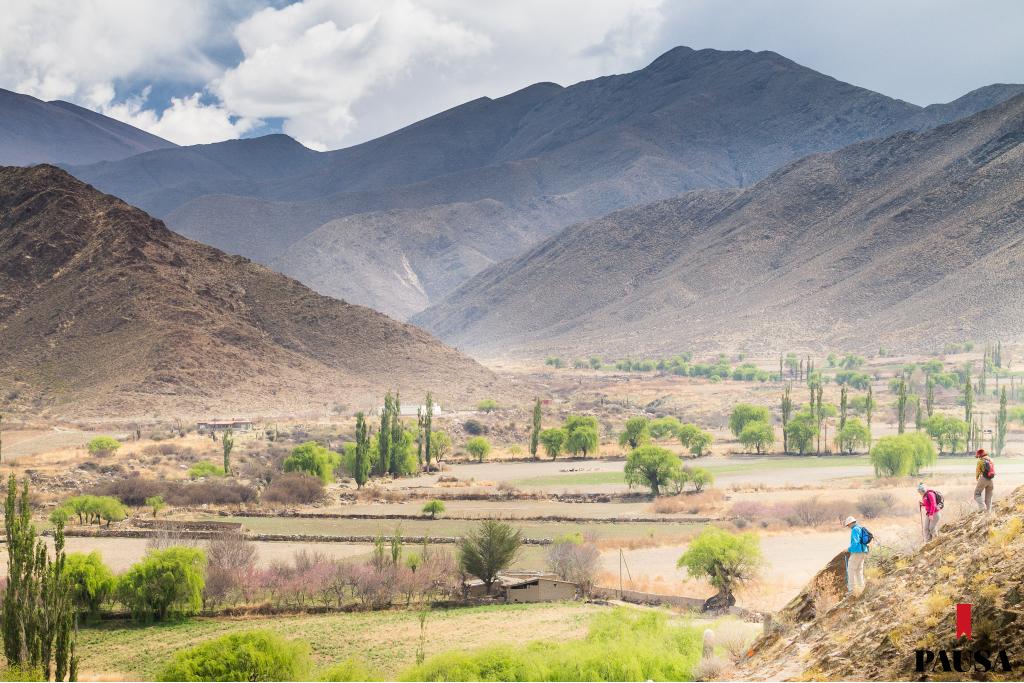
[505, 577, 578, 603]
[197, 419, 254, 433]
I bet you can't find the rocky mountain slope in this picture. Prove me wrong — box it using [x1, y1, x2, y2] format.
[741, 487, 1024, 681]
[417, 94, 1024, 357]
[0, 88, 175, 165]
[64, 48, 1022, 319]
[0, 166, 498, 418]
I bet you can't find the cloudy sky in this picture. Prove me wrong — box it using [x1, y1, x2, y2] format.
[3, 0, 1022, 150]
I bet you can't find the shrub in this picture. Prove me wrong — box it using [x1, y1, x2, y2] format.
[714, 619, 757, 661]
[688, 467, 714, 492]
[422, 500, 446, 519]
[465, 436, 491, 462]
[856, 492, 897, 519]
[117, 546, 206, 621]
[90, 475, 164, 506]
[318, 659, 377, 681]
[262, 473, 325, 505]
[87, 436, 122, 457]
[157, 630, 311, 682]
[403, 609, 701, 682]
[477, 399, 499, 413]
[786, 497, 846, 527]
[678, 424, 713, 456]
[164, 480, 258, 506]
[283, 442, 341, 484]
[187, 460, 225, 479]
[145, 495, 167, 517]
[462, 419, 486, 435]
[64, 551, 115, 619]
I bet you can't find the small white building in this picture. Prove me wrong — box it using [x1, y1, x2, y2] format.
[374, 404, 443, 417]
[196, 419, 254, 433]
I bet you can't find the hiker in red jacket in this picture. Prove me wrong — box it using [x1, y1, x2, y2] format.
[974, 448, 995, 512]
[917, 482, 941, 540]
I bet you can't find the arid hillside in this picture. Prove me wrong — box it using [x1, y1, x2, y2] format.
[417, 94, 1024, 357]
[65, 48, 1022, 319]
[741, 486, 1024, 681]
[0, 166, 499, 418]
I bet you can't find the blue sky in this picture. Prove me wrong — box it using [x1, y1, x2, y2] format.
[2, 1, 1022, 149]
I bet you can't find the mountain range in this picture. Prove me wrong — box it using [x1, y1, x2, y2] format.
[59, 47, 1024, 319]
[0, 165, 497, 417]
[416, 93, 1024, 357]
[0, 88, 175, 165]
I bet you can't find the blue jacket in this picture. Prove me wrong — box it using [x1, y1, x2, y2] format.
[849, 524, 868, 553]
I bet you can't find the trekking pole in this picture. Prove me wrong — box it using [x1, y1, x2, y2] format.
[920, 506, 926, 541]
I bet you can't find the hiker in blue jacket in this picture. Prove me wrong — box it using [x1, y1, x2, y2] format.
[844, 515, 868, 593]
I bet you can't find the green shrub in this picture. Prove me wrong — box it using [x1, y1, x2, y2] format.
[87, 436, 121, 456]
[157, 630, 310, 682]
[187, 460, 225, 479]
[318, 658, 378, 681]
[54, 494, 127, 526]
[477, 399, 499, 413]
[402, 609, 701, 681]
[648, 416, 682, 440]
[422, 500, 446, 518]
[728, 404, 770, 438]
[64, 551, 115, 619]
[117, 547, 205, 621]
[870, 433, 936, 478]
[465, 436, 491, 462]
[283, 442, 341, 483]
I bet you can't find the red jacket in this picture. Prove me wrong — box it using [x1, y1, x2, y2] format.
[920, 490, 938, 517]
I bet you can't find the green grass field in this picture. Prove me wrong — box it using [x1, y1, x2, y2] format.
[206, 515, 703, 543]
[76, 602, 602, 679]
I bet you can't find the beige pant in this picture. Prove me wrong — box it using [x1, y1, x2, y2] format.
[846, 552, 866, 593]
[924, 511, 941, 540]
[975, 477, 994, 512]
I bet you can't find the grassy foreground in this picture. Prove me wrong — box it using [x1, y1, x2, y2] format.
[76, 603, 599, 680]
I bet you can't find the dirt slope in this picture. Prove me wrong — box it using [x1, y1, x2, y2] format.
[741, 488, 1024, 681]
[0, 166, 499, 419]
[417, 94, 1024, 357]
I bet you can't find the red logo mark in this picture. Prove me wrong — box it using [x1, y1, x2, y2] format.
[956, 603, 972, 640]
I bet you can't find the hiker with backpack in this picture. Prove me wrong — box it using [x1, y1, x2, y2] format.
[974, 448, 995, 512]
[917, 482, 943, 541]
[844, 515, 871, 593]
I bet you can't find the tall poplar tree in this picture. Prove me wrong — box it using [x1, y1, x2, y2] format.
[424, 393, 434, 469]
[926, 378, 935, 417]
[897, 377, 908, 434]
[378, 392, 393, 476]
[530, 397, 541, 459]
[354, 412, 370, 489]
[780, 385, 793, 454]
[865, 384, 875, 448]
[3, 475, 76, 680]
[839, 385, 848, 432]
[389, 391, 403, 477]
[996, 387, 1008, 456]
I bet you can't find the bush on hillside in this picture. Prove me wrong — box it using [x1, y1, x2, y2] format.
[187, 460, 225, 479]
[87, 436, 122, 457]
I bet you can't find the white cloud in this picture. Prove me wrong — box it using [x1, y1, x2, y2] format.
[100, 89, 259, 146]
[216, 0, 494, 149]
